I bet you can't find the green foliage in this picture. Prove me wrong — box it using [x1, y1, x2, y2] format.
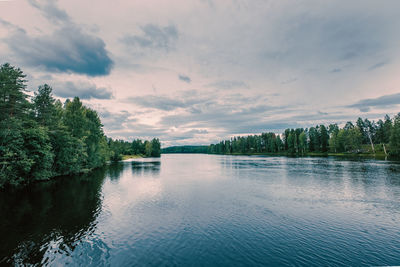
[0, 63, 29, 121]
[107, 137, 161, 161]
[389, 113, 400, 157]
[22, 122, 54, 181]
[150, 138, 161, 157]
[50, 128, 87, 175]
[0, 119, 32, 186]
[32, 84, 57, 127]
[0, 63, 160, 187]
[209, 114, 396, 156]
[299, 132, 307, 154]
[161, 146, 208, 153]
[144, 141, 152, 157]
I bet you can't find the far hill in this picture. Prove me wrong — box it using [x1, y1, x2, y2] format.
[161, 146, 208, 154]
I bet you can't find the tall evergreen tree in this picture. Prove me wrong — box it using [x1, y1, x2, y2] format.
[389, 113, 400, 157]
[0, 63, 29, 121]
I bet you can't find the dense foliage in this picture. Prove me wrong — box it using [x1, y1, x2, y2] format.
[161, 146, 208, 154]
[209, 114, 400, 157]
[107, 138, 161, 161]
[0, 63, 160, 187]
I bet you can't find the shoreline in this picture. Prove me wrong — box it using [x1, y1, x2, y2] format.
[205, 152, 394, 160]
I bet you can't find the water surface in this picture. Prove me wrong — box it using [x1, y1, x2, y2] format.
[1, 154, 400, 266]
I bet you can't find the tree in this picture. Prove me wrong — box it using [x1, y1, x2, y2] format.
[389, 113, 400, 157]
[0, 63, 29, 121]
[151, 138, 161, 157]
[84, 108, 108, 169]
[319, 125, 329, 152]
[287, 131, 295, 154]
[22, 122, 54, 181]
[328, 124, 339, 153]
[50, 127, 87, 174]
[0, 119, 32, 186]
[0, 64, 33, 186]
[364, 119, 376, 153]
[144, 140, 152, 157]
[63, 97, 87, 139]
[383, 115, 393, 144]
[356, 117, 368, 144]
[299, 131, 307, 155]
[308, 127, 318, 152]
[32, 84, 57, 128]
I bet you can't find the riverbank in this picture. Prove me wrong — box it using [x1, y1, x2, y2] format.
[121, 154, 144, 160]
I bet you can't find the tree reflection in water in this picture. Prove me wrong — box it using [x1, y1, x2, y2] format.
[0, 164, 124, 266]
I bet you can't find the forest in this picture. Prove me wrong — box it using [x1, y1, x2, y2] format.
[161, 146, 208, 154]
[0, 63, 160, 187]
[208, 114, 400, 158]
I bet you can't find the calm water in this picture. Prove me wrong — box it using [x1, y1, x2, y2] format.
[1, 154, 400, 266]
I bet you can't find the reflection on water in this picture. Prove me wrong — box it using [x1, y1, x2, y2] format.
[0, 166, 116, 265]
[131, 160, 161, 177]
[1, 155, 400, 266]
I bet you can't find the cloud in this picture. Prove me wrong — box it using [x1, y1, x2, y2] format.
[367, 61, 388, 71]
[178, 74, 191, 83]
[127, 95, 187, 111]
[121, 24, 178, 51]
[52, 81, 113, 99]
[5, 26, 113, 76]
[126, 91, 212, 111]
[2, 0, 113, 76]
[0, 18, 14, 28]
[28, 0, 70, 25]
[281, 78, 298, 84]
[347, 93, 400, 112]
[159, 95, 292, 134]
[99, 110, 135, 131]
[107, 123, 167, 140]
[206, 80, 248, 90]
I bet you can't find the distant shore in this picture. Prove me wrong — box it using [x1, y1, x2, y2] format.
[207, 151, 390, 160]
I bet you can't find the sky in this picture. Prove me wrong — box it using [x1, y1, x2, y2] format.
[1, 0, 400, 147]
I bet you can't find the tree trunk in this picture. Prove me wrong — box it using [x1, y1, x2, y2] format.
[383, 143, 387, 156]
[367, 132, 375, 154]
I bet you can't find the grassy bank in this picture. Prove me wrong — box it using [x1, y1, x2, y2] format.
[121, 155, 144, 160]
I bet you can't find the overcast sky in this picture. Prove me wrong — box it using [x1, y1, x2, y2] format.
[1, 0, 400, 146]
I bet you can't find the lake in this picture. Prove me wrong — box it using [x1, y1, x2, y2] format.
[1, 154, 400, 266]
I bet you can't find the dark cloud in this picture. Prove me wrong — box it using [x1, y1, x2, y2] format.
[122, 24, 178, 51]
[178, 74, 191, 83]
[347, 93, 400, 112]
[52, 81, 113, 100]
[2, 0, 113, 76]
[5, 26, 113, 76]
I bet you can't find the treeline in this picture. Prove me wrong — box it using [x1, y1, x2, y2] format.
[208, 114, 400, 158]
[108, 138, 161, 161]
[0, 63, 160, 187]
[161, 146, 208, 154]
